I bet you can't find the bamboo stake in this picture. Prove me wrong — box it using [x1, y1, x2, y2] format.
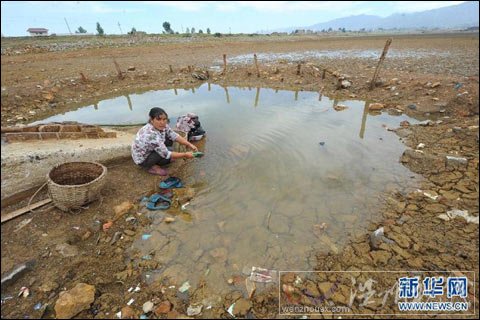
[253, 54, 260, 77]
[369, 38, 392, 90]
[79, 72, 88, 83]
[222, 54, 227, 75]
[113, 59, 125, 80]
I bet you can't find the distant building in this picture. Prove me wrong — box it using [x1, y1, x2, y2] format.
[27, 28, 48, 36]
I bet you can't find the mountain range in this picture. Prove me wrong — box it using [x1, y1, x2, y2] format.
[262, 1, 479, 33]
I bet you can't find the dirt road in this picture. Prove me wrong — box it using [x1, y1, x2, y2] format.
[1, 33, 478, 318]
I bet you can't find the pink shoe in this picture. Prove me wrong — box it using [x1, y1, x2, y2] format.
[147, 167, 168, 176]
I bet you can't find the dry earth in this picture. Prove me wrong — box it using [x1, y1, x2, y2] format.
[1, 32, 479, 319]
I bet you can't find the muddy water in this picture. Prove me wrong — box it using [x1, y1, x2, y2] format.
[34, 84, 421, 295]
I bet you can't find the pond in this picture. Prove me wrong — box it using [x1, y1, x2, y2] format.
[34, 83, 420, 294]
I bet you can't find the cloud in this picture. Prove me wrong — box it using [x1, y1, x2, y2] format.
[141, 1, 359, 13]
[388, 1, 466, 13]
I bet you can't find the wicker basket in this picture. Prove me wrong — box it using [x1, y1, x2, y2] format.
[47, 162, 107, 211]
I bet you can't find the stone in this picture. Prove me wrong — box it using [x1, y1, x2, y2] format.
[369, 103, 384, 111]
[154, 301, 172, 315]
[143, 301, 154, 314]
[55, 243, 79, 257]
[245, 277, 256, 299]
[370, 250, 392, 265]
[113, 201, 134, 221]
[387, 233, 411, 249]
[54, 283, 95, 319]
[121, 306, 139, 319]
[425, 204, 446, 213]
[233, 298, 251, 317]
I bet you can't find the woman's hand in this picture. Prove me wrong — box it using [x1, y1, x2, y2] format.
[184, 152, 195, 159]
[188, 143, 198, 152]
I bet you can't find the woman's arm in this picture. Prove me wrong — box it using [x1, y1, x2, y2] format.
[170, 151, 194, 159]
[175, 135, 198, 152]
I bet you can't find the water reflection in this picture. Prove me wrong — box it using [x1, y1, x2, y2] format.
[32, 84, 421, 295]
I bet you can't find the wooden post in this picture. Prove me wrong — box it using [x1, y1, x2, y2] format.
[369, 38, 392, 90]
[296, 63, 301, 75]
[253, 54, 260, 77]
[254, 87, 260, 107]
[222, 54, 227, 75]
[125, 94, 133, 111]
[188, 65, 192, 73]
[322, 69, 326, 79]
[113, 59, 124, 80]
[294, 90, 298, 101]
[169, 65, 173, 73]
[224, 86, 230, 104]
[79, 72, 88, 83]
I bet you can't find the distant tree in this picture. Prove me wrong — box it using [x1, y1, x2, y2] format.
[163, 21, 173, 34]
[341, 27, 346, 33]
[185, 27, 190, 34]
[128, 27, 137, 35]
[76, 26, 87, 34]
[328, 27, 332, 32]
[206, 28, 211, 34]
[198, 29, 203, 34]
[191, 27, 195, 34]
[96, 22, 104, 36]
[213, 32, 222, 37]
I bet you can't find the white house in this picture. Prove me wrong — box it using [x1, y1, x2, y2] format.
[27, 28, 49, 36]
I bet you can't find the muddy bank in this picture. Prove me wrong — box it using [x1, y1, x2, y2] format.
[1, 33, 479, 318]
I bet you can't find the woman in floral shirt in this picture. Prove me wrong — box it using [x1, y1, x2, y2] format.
[132, 107, 198, 175]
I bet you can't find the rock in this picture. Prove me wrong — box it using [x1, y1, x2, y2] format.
[333, 104, 348, 111]
[209, 247, 228, 262]
[437, 214, 450, 221]
[425, 204, 446, 213]
[187, 304, 202, 316]
[54, 283, 95, 319]
[387, 232, 411, 249]
[317, 282, 335, 296]
[431, 82, 441, 88]
[233, 298, 251, 317]
[341, 80, 351, 88]
[245, 278, 256, 299]
[38, 281, 59, 293]
[369, 103, 384, 111]
[113, 201, 134, 221]
[143, 301, 154, 313]
[391, 245, 411, 259]
[370, 250, 392, 265]
[121, 306, 139, 319]
[55, 243, 79, 257]
[154, 301, 172, 315]
[127, 66, 136, 71]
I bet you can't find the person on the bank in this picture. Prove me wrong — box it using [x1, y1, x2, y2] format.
[132, 107, 198, 175]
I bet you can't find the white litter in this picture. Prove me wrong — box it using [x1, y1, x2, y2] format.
[447, 209, 479, 224]
[227, 303, 236, 317]
[127, 298, 135, 306]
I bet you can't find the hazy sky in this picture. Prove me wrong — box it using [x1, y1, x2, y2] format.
[1, 1, 466, 36]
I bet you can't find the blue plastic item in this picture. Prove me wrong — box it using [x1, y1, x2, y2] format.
[145, 193, 172, 210]
[159, 177, 183, 189]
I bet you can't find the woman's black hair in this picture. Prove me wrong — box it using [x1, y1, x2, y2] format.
[148, 107, 168, 120]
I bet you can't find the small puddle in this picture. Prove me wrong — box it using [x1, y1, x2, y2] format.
[34, 84, 421, 294]
[220, 49, 451, 65]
